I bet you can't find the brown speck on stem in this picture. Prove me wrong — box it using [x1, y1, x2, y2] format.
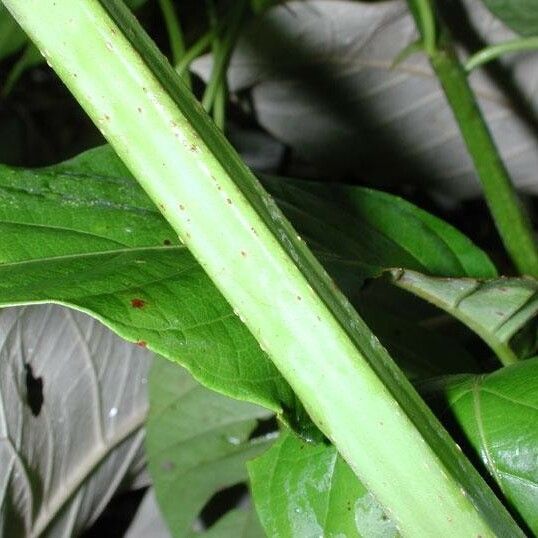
[179, 204, 185, 210]
[241, 251, 247, 258]
[226, 198, 232, 205]
[189, 144, 198, 153]
[297, 295, 302, 301]
[136, 340, 147, 348]
[131, 298, 146, 309]
[137, 107, 142, 113]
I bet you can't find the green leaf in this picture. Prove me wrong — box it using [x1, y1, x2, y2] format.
[0, 145, 297, 413]
[388, 269, 538, 365]
[262, 176, 497, 279]
[146, 358, 272, 537]
[248, 429, 398, 537]
[0, 145, 493, 410]
[481, 0, 538, 36]
[422, 357, 538, 535]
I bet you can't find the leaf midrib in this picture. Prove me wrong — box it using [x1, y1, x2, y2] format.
[0, 244, 186, 269]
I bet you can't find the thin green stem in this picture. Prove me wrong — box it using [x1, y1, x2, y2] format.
[213, 80, 227, 130]
[158, 0, 190, 89]
[433, 42, 538, 277]
[175, 31, 212, 77]
[201, 0, 249, 113]
[465, 36, 538, 72]
[408, 0, 436, 55]
[406, 1, 538, 277]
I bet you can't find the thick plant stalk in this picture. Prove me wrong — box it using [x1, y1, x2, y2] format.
[408, 3, 538, 278]
[2, 0, 523, 535]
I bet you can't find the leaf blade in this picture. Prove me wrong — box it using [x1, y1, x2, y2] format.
[146, 358, 272, 536]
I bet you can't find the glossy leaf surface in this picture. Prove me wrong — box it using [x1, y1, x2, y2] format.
[425, 358, 538, 534]
[249, 430, 398, 537]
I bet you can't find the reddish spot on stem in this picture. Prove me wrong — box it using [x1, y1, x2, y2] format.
[136, 340, 147, 348]
[131, 298, 146, 309]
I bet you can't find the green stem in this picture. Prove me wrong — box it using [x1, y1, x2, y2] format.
[465, 36, 538, 72]
[201, 0, 248, 113]
[175, 31, 212, 77]
[407, 2, 538, 277]
[433, 42, 538, 277]
[408, 0, 436, 55]
[213, 80, 227, 130]
[2, 0, 522, 535]
[158, 0, 190, 89]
